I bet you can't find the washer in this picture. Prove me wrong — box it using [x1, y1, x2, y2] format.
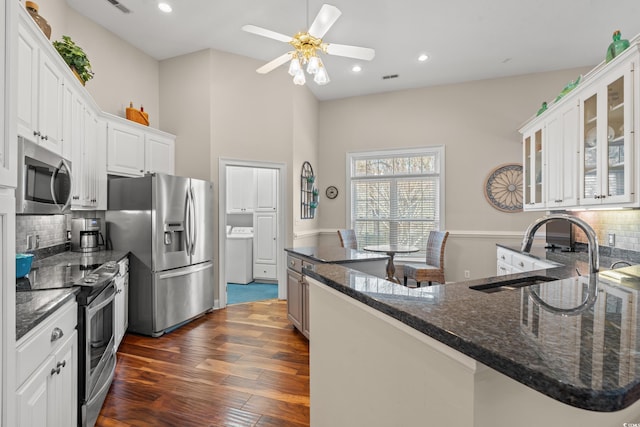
[226, 227, 253, 284]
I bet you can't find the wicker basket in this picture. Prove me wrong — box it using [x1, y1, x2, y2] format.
[126, 106, 149, 126]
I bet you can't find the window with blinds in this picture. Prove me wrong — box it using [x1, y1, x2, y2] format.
[348, 147, 444, 259]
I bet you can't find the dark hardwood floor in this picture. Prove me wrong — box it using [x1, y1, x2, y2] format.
[96, 300, 310, 427]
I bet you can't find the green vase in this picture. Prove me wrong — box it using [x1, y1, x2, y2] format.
[606, 30, 630, 63]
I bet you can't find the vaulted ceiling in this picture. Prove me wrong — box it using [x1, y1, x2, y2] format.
[66, 0, 640, 101]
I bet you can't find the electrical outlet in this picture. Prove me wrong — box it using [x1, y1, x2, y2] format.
[608, 233, 615, 247]
[464, 270, 471, 279]
[26, 235, 33, 250]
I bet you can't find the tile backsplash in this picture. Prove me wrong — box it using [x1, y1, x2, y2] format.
[571, 210, 640, 252]
[15, 214, 69, 253]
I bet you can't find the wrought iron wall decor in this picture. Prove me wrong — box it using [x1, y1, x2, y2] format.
[301, 161, 318, 219]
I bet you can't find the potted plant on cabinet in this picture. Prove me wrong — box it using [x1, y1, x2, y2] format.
[52, 35, 94, 85]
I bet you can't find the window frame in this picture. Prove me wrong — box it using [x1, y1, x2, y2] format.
[345, 146, 445, 260]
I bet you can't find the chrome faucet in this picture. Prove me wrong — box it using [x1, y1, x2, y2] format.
[521, 213, 599, 275]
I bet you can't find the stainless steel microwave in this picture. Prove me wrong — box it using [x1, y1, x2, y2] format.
[17, 137, 73, 214]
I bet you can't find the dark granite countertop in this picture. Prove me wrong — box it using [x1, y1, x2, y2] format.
[304, 249, 640, 412]
[285, 246, 388, 264]
[16, 250, 129, 341]
[16, 289, 79, 342]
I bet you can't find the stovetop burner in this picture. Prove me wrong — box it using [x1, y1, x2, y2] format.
[16, 261, 119, 294]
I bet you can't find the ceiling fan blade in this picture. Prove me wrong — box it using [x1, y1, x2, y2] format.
[242, 25, 292, 43]
[256, 52, 293, 74]
[325, 43, 375, 61]
[308, 4, 342, 39]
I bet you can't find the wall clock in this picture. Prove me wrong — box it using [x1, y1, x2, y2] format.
[484, 163, 523, 213]
[325, 186, 339, 199]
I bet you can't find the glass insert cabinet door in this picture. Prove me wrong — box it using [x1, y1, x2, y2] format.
[523, 127, 544, 209]
[580, 61, 634, 206]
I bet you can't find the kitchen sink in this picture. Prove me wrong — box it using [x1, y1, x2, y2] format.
[469, 275, 558, 294]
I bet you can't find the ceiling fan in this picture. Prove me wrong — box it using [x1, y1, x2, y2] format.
[242, 3, 375, 86]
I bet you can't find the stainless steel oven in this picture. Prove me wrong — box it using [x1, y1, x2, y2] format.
[76, 264, 118, 427]
[16, 136, 73, 214]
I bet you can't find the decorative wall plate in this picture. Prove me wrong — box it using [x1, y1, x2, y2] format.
[484, 163, 523, 213]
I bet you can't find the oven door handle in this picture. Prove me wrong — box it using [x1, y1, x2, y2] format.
[87, 282, 116, 317]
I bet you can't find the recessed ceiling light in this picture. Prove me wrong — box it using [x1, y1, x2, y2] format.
[418, 53, 429, 62]
[158, 2, 172, 13]
[352, 65, 362, 73]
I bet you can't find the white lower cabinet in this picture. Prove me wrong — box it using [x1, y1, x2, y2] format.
[16, 299, 78, 427]
[114, 257, 129, 349]
[496, 246, 557, 275]
[253, 211, 277, 280]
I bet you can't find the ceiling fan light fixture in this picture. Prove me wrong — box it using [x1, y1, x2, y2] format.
[293, 70, 306, 85]
[314, 66, 330, 85]
[307, 56, 321, 74]
[288, 56, 302, 76]
[244, 4, 375, 87]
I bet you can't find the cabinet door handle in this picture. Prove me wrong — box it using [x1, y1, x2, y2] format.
[519, 261, 524, 267]
[56, 360, 66, 369]
[42, 135, 48, 141]
[50, 327, 64, 342]
[33, 130, 41, 137]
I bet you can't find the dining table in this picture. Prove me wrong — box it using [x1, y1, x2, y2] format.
[363, 244, 420, 284]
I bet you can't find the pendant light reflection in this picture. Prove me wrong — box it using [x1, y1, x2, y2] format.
[288, 52, 329, 86]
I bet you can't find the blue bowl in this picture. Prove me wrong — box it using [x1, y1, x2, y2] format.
[16, 253, 34, 278]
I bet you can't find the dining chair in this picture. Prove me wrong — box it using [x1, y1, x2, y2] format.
[403, 231, 449, 287]
[337, 229, 358, 249]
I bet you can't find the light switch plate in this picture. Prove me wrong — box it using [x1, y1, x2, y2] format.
[608, 233, 615, 247]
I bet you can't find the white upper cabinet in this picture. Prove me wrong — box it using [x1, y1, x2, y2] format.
[0, 0, 16, 189]
[106, 116, 175, 177]
[107, 120, 145, 176]
[227, 166, 256, 213]
[16, 13, 64, 155]
[255, 168, 277, 211]
[145, 133, 175, 175]
[522, 126, 545, 210]
[579, 60, 635, 207]
[521, 41, 640, 210]
[545, 100, 579, 208]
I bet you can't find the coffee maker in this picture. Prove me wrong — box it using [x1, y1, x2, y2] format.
[71, 218, 104, 253]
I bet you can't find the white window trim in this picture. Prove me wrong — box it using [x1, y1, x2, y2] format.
[345, 146, 446, 257]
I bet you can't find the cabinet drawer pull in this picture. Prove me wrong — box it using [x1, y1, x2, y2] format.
[50, 327, 64, 342]
[33, 130, 41, 137]
[519, 261, 524, 267]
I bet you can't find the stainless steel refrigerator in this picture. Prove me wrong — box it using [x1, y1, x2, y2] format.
[106, 173, 214, 337]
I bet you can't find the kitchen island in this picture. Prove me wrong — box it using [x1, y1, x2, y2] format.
[284, 246, 389, 338]
[305, 260, 640, 427]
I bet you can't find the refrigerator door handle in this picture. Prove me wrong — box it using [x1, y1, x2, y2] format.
[190, 186, 197, 256]
[158, 262, 213, 280]
[185, 189, 192, 255]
